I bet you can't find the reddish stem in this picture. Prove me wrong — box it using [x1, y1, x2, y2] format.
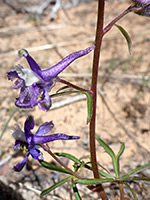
[104, 4, 150, 35]
[90, 0, 108, 199]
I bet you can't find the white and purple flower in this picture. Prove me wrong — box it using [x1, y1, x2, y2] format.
[11, 115, 80, 172]
[7, 46, 94, 111]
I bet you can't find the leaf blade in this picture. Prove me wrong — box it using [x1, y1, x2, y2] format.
[40, 176, 72, 197]
[76, 178, 114, 185]
[115, 24, 132, 54]
[39, 160, 71, 175]
[72, 182, 82, 200]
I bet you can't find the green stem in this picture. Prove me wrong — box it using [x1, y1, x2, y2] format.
[90, 0, 108, 199]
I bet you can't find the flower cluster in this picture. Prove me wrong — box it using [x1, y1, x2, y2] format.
[12, 116, 80, 171]
[8, 46, 94, 171]
[7, 46, 94, 111]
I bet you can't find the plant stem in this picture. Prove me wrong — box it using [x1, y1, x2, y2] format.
[119, 183, 125, 200]
[103, 4, 150, 35]
[90, 0, 108, 199]
[57, 77, 93, 95]
[41, 143, 82, 179]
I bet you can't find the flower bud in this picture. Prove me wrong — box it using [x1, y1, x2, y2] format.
[132, 0, 150, 16]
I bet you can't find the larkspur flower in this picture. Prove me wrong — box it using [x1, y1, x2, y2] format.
[11, 115, 80, 172]
[132, 0, 150, 16]
[7, 46, 95, 111]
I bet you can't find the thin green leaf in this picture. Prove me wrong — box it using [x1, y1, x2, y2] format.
[124, 182, 137, 200]
[72, 182, 82, 200]
[132, 176, 150, 181]
[115, 24, 132, 54]
[120, 163, 150, 180]
[39, 160, 71, 175]
[76, 178, 114, 185]
[116, 143, 125, 160]
[40, 176, 72, 197]
[51, 90, 78, 98]
[96, 135, 115, 159]
[115, 143, 125, 178]
[84, 164, 114, 179]
[98, 163, 110, 174]
[0, 108, 18, 140]
[84, 92, 93, 123]
[96, 135, 120, 178]
[56, 85, 70, 93]
[54, 152, 81, 165]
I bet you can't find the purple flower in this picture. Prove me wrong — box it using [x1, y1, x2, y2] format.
[11, 115, 80, 171]
[7, 46, 94, 111]
[132, 0, 150, 16]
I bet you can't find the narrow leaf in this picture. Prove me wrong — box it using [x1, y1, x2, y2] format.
[115, 24, 132, 54]
[132, 176, 150, 181]
[39, 160, 71, 175]
[96, 135, 119, 178]
[72, 182, 82, 200]
[54, 152, 81, 165]
[115, 143, 125, 178]
[56, 85, 70, 93]
[51, 90, 78, 98]
[116, 143, 125, 160]
[84, 92, 93, 123]
[40, 176, 72, 197]
[76, 178, 114, 185]
[84, 164, 114, 179]
[0, 107, 18, 140]
[124, 182, 137, 200]
[96, 135, 116, 160]
[120, 163, 150, 180]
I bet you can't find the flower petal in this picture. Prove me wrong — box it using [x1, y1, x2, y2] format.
[24, 115, 35, 133]
[28, 146, 43, 160]
[11, 124, 26, 142]
[15, 84, 42, 108]
[13, 140, 21, 149]
[6, 70, 19, 81]
[13, 154, 29, 172]
[38, 89, 52, 112]
[18, 49, 43, 78]
[15, 65, 41, 87]
[41, 46, 95, 81]
[36, 121, 54, 136]
[33, 133, 80, 144]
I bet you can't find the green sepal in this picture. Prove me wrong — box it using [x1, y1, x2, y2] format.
[72, 182, 82, 200]
[39, 160, 71, 175]
[40, 176, 72, 197]
[115, 24, 132, 54]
